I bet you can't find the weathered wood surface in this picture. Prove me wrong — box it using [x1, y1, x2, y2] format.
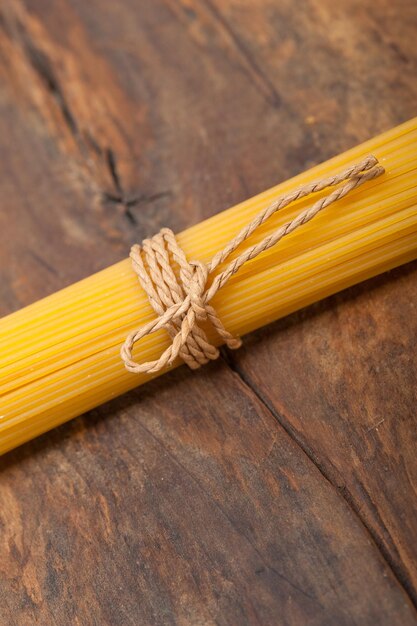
[0, 0, 416, 624]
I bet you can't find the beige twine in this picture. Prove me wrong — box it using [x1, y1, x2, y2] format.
[121, 156, 384, 374]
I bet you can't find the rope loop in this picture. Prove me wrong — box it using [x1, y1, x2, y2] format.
[121, 156, 384, 374]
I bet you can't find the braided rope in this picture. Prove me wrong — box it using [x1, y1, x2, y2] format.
[121, 156, 384, 373]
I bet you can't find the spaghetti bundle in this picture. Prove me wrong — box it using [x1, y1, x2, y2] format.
[0, 118, 416, 455]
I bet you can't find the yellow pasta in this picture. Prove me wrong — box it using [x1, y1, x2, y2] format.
[0, 118, 416, 454]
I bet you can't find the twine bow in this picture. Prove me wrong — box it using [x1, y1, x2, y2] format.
[121, 156, 384, 374]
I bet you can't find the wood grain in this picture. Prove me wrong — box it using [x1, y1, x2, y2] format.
[0, 0, 416, 624]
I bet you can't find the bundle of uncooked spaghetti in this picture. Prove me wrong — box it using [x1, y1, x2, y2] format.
[0, 118, 416, 455]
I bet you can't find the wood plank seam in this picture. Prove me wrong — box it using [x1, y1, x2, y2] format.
[220, 344, 417, 613]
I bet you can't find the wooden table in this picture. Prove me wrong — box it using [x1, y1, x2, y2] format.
[0, 1, 416, 624]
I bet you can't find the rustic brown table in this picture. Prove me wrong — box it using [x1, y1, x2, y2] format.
[0, 1, 416, 624]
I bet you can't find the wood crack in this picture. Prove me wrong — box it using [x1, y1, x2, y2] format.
[20, 32, 79, 141]
[0, 2, 148, 218]
[164, 0, 282, 109]
[200, 0, 282, 109]
[0, 9, 82, 147]
[220, 348, 417, 613]
[102, 148, 172, 226]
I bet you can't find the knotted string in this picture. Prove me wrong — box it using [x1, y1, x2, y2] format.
[121, 156, 384, 374]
